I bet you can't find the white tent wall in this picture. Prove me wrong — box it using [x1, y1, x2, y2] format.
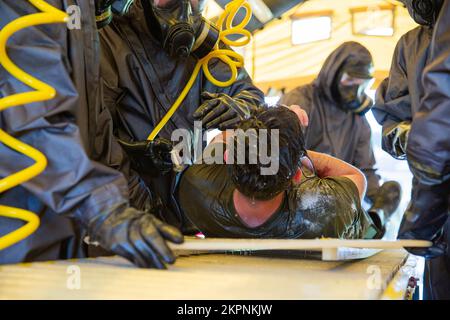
[243, 0, 418, 93]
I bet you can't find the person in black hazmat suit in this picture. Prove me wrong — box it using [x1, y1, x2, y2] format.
[373, 0, 449, 299]
[0, 0, 184, 269]
[97, 0, 264, 233]
[280, 42, 402, 233]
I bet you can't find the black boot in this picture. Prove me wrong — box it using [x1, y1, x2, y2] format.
[368, 181, 402, 238]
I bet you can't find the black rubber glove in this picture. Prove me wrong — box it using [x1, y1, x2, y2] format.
[118, 138, 173, 176]
[88, 205, 184, 268]
[382, 121, 410, 160]
[367, 181, 402, 238]
[398, 180, 449, 258]
[193, 92, 255, 130]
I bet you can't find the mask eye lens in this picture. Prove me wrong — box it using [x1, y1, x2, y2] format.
[340, 73, 373, 92]
[153, 0, 178, 9]
[340, 73, 368, 86]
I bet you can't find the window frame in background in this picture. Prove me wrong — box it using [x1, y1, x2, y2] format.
[350, 4, 396, 37]
[290, 10, 334, 46]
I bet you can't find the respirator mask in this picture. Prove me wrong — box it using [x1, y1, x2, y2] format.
[402, 0, 444, 27]
[337, 70, 374, 115]
[95, 0, 135, 28]
[145, 0, 220, 59]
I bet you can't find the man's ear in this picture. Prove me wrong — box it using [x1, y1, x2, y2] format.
[293, 168, 302, 184]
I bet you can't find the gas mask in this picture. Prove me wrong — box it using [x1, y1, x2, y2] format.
[337, 72, 374, 115]
[402, 0, 444, 27]
[95, 0, 135, 29]
[145, 0, 219, 59]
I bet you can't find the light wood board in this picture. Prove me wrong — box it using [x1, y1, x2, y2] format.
[0, 250, 412, 300]
[169, 238, 431, 261]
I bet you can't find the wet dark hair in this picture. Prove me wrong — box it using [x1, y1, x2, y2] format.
[231, 105, 306, 201]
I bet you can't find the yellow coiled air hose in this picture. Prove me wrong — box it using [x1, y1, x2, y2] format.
[0, 0, 68, 250]
[147, 0, 253, 141]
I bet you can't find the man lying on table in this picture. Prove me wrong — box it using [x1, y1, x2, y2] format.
[175, 105, 398, 239]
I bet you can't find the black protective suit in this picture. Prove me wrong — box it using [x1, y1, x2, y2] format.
[405, 2, 450, 299]
[374, 7, 450, 298]
[1, 0, 184, 269]
[280, 42, 380, 202]
[98, 0, 264, 231]
[0, 0, 128, 264]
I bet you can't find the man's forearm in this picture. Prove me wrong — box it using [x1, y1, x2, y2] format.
[307, 150, 367, 199]
[307, 150, 360, 177]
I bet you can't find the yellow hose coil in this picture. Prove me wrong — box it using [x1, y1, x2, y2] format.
[147, 0, 253, 141]
[0, 0, 68, 250]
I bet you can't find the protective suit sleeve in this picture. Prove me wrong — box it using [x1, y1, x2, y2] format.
[407, 2, 450, 185]
[373, 39, 412, 159]
[0, 1, 129, 226]
[353, 118, 380, 203]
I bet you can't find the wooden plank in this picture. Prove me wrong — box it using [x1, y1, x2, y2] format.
[169, 238, 431, 251]
[0, 250, 410, 300]
[170, 238, 430, 261]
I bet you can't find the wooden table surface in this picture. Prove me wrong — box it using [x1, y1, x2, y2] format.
[0, 250, 411, 300]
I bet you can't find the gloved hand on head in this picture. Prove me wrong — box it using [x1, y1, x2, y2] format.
[398, 180, 449, 259]
[118, 137, 173, 176]
[85, 204, 184, 268]
[194, 91, 257, 130]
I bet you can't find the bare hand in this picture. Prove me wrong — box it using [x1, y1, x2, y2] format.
[288, 105, 309, 127]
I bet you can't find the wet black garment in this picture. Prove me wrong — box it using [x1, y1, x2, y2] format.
[177, 164, 379, 239]
[0, 0, 130, 264]
[373, 26, 433, 158]
[98, 0, 264, 230]
[280, 42, 380, 202]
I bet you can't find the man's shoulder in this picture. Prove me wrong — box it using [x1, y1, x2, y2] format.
[291, 176, 360, 205]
